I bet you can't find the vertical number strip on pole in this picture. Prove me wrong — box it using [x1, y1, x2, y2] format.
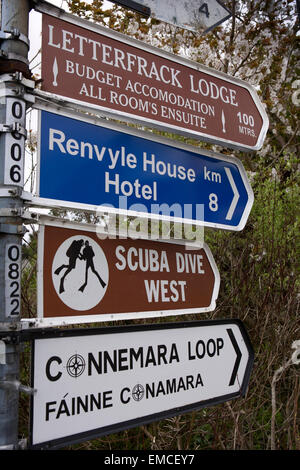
[5, 244, 21, 318]
[4, 97, 26, 187]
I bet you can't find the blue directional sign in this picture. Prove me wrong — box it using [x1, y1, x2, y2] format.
[37, 106, 253, 231]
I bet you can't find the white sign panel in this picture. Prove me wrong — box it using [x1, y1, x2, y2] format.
[135, 0, 232, 32]
[30, 320, 254, 449]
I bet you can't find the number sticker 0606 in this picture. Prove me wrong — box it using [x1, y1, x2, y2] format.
[4, 97, 26, 186]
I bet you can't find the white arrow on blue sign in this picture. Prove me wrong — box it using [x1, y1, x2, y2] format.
[35, 104, 253, 231]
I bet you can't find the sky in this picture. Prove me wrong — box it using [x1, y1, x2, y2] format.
[27, 1, 100, 193]
[29, 1, 112, 72]
[29, 1, 77, 73]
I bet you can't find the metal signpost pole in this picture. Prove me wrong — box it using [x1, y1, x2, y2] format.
[0, 0, 33, 449]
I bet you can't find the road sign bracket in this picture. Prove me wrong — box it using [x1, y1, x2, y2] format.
[0, 437, 27, 450]
[0, 71, 35, 89]
[0, 29, 30, 48]
[0, 49, 29, 66]
[0, 207, 38, 223]
[0, 379, 36, 396]
[0, 186, 22, 198]
[0, 122, 27, 138]
[0, 78, 35, 103]
[0, 187, 33, 201]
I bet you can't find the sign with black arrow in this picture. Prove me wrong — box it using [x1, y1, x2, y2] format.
[30, 319, 254, 449]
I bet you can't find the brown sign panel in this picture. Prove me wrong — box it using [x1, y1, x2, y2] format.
[40, 10, 268, 151]
[36, 218, 220, 325]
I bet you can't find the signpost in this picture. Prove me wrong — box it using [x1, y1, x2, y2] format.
[30, 320, 254, 449]
[31, 216, 220, 327]
[0, 0, 35, 449]
[0, 1, 259, 451]
[35, 3, 268, 151]
[124, 0, 232, 33]
[34, 105, 253, 231]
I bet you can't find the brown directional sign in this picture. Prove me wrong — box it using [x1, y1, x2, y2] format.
[39, 6, 269, 151]
[35, 217, 220, 326]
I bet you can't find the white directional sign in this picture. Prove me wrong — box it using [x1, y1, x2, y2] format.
[30, 320, 254, 449]
[135, 0, 232, 32]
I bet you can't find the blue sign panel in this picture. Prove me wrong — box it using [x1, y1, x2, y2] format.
[37, 108, 253, 230]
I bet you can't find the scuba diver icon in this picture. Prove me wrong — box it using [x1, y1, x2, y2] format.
[78, 240, 106, 292]
[54, 239, 106, 294]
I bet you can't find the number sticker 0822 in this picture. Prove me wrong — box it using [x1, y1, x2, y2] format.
[5, 243, 21, 317]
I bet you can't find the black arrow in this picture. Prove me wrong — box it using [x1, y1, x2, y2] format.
[227, 328, 242, 386]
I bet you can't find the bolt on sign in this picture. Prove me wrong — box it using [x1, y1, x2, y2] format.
[32, 216, 220, 327]
[37, 3, 269, 151]
[29, 320, 254, 449]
